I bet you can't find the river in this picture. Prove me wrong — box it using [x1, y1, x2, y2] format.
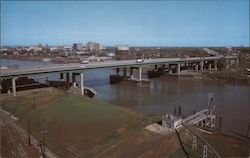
[1, 58, 250, 135]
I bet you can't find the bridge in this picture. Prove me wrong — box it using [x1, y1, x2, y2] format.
[0, 56, 238, 96]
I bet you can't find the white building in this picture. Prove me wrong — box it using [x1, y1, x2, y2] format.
[86, 42, 102, 52]
[162, 114, 182, 129]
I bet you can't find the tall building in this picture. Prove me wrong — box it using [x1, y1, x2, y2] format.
[86, 42, 94, 52]
[86, 42, 102, 52]
[72, 43, 83, 50]
[94, 43, 102, 51]
[116, 45, 130, 60]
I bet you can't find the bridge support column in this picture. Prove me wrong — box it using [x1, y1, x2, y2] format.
[169, 65, 172, 74]
[130, 67, 134, 79]
[69, 72, 73, 83]
[184, 63, 187, 69]
[123, 68, 127, 77]
[80, 73, 84, 95]
[66, 73, 70, 88]
[72, 73, 77, 87]
[60, 73, 64, 81]
[116, 68, 120, 75]
[154, 65, 158, 71]
[162, 64, 165, 72]
[138, 67, 142, 81]
[200, 61, 204, 71]
[177, 64, 181, 75]
[208, 62, 212, 71]
[12, 77, 17, 97]
[195, 63, 199, 71]
[214, 60, 218, 71]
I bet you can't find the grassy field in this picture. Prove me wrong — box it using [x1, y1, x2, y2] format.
[1, 88, 146, 158]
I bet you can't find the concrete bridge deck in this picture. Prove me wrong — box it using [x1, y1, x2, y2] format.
[1, 56, 238, 97]
[0, 57, 222, 79]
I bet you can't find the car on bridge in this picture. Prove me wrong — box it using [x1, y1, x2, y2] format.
[136, 59, 144, 63]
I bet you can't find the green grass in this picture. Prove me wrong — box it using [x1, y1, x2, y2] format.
[3, 88, 145, 158]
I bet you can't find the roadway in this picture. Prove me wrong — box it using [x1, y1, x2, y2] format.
[0, 56, 221, 79]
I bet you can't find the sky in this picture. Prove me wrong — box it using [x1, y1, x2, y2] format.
[1, 0, 249, 47]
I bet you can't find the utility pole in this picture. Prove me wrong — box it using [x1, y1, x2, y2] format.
[40, 127, 47, 153]
[27, 119, 31, 146]
[192, 135, 197, 150]
[32, 94, 36, 111]
[38, 141, 45, 158]
[219, 115, 223, 131]
[203, 145, 208, 158]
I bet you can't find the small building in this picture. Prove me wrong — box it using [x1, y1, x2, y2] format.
[162, 114, 182, 129]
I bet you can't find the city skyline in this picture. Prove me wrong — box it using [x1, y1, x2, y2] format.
[1, 0, 249, 47]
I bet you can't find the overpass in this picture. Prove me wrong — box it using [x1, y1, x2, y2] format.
[0, 56, 238, 96]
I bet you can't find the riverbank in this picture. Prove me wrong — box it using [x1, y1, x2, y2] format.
[1, 87, 149, 157]
[202, 71, 250, 85]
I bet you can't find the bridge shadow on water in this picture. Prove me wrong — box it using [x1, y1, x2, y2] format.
[84, 79, 110, 88]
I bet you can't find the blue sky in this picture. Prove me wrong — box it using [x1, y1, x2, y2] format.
[1, 0, 249, 46]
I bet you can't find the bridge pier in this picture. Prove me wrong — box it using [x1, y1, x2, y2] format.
[130, 67, 134, 79]
[123, 68, 127, 77]
[66, 73, 70, 88]
[116, 68, 120, 75]
[195, 63, 199, 71]
[72, 73, 77, 87]
[214, 60, 218, 71]
[12, 77, 17, 97]
[154, 65, 158, 71]
[80, 73, 84, 95]
[177, 63, 181, 75]
[169, 65, 172, 74]
[162, 64, 165, 72]
[200, 61, 204, 71]
[208, 62, 212, 71]
[60, 73, 64, 81]
[138, 67, 142, 81]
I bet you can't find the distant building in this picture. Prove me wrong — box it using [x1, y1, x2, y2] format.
[116, 45, 130, 60]
[86, 42, 102, 52]
[49, 46, 58, 51]
[27, 46, 42, 51]
[73, 43, 83, 50]
[86, 42, 94, 52]
[94, 43, 102, 51]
